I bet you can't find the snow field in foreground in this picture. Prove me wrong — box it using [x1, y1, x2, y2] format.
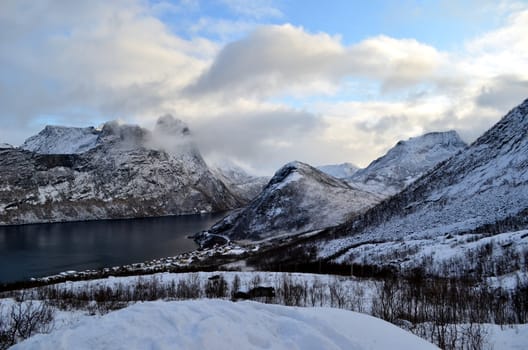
[11, 299, 439, 350]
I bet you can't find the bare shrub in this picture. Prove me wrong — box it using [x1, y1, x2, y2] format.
[348, 283, 366, 313]
[371, 278, 399, 323]
[0, 299, 54, 350]
[329, 279, 347, 309]
[278, 275, 306, 306]
[176, 274, 201, 300]
[205, 276, 228, 299]
[230, 275, 241, 299]
[249, 275, 262, 289]
[308, 278, 325, 307]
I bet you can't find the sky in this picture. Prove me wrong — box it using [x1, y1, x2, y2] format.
[1, 0, 527, 174]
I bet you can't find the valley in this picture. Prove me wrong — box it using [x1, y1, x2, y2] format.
[1, 99, 527, 350]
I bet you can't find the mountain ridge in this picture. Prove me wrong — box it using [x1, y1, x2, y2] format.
[0, 116, 244, 225]
[317, 98, 528, 262]
[347, 130, 467, 197]
[196, 161, 382, 245]
[199, 130, 468, 245]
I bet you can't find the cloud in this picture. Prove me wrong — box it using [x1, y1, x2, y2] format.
[189, 17, 258, 41]
[220, 0, 283, 19]
[190, 104, 325, 174]
[466, 8, 528, 55]
[186, 24, 442, 98]
[476, 75, 528, 111]
[0, 0, 215, 139]
[0, 1, 527, 175]
[150, 0, 199, 16]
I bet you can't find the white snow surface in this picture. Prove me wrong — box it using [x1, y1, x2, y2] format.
[317, 162, 359, 179]
[20, 125, 99, 154]
[320, 101, 528, 260]
[11, 299, 438, 350]
[486, 324, 528, 350]
[327, 229, 528, 281]
[4, 271, 527, 349]
[348, 130, 466, 197]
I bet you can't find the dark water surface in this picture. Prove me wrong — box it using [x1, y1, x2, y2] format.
[0, 213, 225, 283]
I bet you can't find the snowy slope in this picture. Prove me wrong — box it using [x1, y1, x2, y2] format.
[330, 229, 528, 280]
[11, 299, 438, 350]
[317, 162, 359, 179]
[0, 116, 242, 225]
[21, 125, 99, 154]
[210, 160, 269, 202]
[319, 98, 528, 263]
[348, 131, 466, 197]
[197, 161, 381, 244]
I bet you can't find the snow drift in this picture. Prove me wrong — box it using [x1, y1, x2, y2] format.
[12, 299, 438, 350]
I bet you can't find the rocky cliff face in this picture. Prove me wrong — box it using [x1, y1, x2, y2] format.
[0, 116, 243, 225]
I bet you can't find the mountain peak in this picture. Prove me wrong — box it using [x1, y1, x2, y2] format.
[98, 121, 148, 150]
[198, 160, 380, 244]
[267, 161, 306, 184]
[349, 130, 467, 197]
[267, 161, 347, 189]
[21, 125, 99, 154]
[395, 130, 466, 150]
[323, 98, 528, 261]
[155, 115, 191, 136]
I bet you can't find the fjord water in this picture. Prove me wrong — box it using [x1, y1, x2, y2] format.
[0, 213, 225, 284]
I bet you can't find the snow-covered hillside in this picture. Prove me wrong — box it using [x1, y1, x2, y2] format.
[11, 299, 438, 350]
[211, 160, 269, 202]
[330, 229, 528, 282]
[317, 162, 359, 179]
[197, 131, 465, 245]
[318, 99, 528, 263]
[0, 116, 243, 225]
[348, 131, 466, 197]
[196, 161, 381, 244]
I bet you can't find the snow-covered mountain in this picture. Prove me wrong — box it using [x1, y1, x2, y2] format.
[0, 143, 13, 149]
[318, 98, 528, 266]
[317, 162, 359, 179]
[21, 125, 100, 154]
[210, 161, 269, 202]
[348, 131, 467, 197]
[196, 161, 381, 245]
[0, 116, 243, 225]
[197, 131, 467, 246]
